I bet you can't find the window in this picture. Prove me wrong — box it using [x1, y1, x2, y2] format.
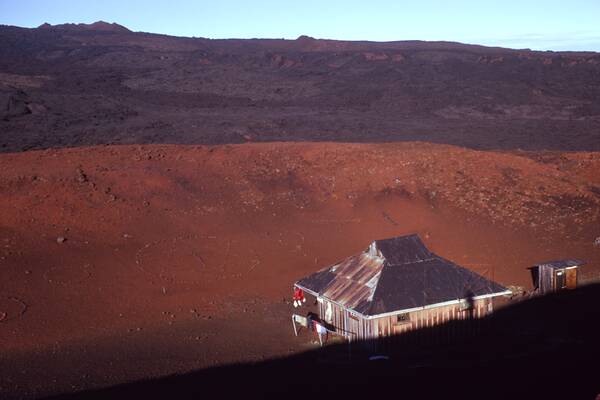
[396, 313, 410, 324]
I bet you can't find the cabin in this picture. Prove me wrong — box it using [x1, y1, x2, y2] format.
[293, 234, 511, 342]
[528, 259, 584, 295]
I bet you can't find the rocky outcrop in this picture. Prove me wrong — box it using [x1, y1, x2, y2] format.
[37, 21, 131, 33]
[0, 88, 30, 120]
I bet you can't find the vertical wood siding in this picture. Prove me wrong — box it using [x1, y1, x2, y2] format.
[366, 298, 494, 341]
[318, 297, 500, 343]
[539, 265, 554, 294]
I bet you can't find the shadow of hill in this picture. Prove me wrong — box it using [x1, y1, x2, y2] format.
[45, 284, 600, 400]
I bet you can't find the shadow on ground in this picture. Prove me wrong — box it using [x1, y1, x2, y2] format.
[45, 284, 600, 400]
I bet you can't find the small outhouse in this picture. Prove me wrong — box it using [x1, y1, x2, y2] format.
[529, 260, 585, 295]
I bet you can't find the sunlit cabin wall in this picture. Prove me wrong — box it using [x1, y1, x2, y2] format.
[318, 298, 350, 336]
[318, 297, 497, 341]
[370, 297, 493, 339]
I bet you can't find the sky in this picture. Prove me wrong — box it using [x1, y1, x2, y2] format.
[1, 0, 599, 51]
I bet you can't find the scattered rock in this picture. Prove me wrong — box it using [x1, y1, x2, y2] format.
[75, 168, 88, 183]
[507, 285, 527, 298]
[0, 88, 31, 120]
[56, 236, 66, 244]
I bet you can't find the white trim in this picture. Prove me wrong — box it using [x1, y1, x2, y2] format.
[565, 266, 578, 270]
[473, 290, 512, 300]
[294, 284, 319, 298]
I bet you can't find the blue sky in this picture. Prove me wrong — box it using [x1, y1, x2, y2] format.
[1, 0, 599, 51]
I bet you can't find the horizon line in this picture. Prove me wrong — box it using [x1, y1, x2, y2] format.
[2, 20, 600, 54]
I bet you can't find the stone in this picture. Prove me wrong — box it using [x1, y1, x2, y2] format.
[76, 168, 88, 183]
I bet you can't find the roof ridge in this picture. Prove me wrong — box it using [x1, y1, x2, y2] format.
[383, 256, 437, 266]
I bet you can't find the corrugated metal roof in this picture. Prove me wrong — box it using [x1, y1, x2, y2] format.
[296, 252, 385, 314]
[295, 234, 509, 317]
[533, 259, 585, 269]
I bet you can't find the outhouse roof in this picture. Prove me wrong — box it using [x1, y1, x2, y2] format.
[531, 259, 585, 270]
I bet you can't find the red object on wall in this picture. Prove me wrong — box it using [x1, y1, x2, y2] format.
[293, 288, 305, 302]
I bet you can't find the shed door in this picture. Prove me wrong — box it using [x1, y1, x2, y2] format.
[565, 268, 577, 289]
[555, 269, 566, 290]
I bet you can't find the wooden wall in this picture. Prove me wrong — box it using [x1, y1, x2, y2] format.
[369, 297, 493, 340]
[318, 298, 352, 337]
[539, 265, 554, 294]
[318, 296, 497, 342]
[539, 266, 578, 294]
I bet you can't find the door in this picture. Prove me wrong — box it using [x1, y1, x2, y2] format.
[565, 267, 577, 289]
[555, 269, 566, 290]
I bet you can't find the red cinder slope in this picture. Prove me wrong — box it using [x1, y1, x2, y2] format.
[1, 142, 599, 398]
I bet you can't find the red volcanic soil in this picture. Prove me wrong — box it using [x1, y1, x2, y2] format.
[1, 142, 599, 398]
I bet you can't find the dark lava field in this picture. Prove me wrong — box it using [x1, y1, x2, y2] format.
[1, 21, 600, 153]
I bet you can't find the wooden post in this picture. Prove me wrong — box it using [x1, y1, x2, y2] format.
[292, 315, 298, 336]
